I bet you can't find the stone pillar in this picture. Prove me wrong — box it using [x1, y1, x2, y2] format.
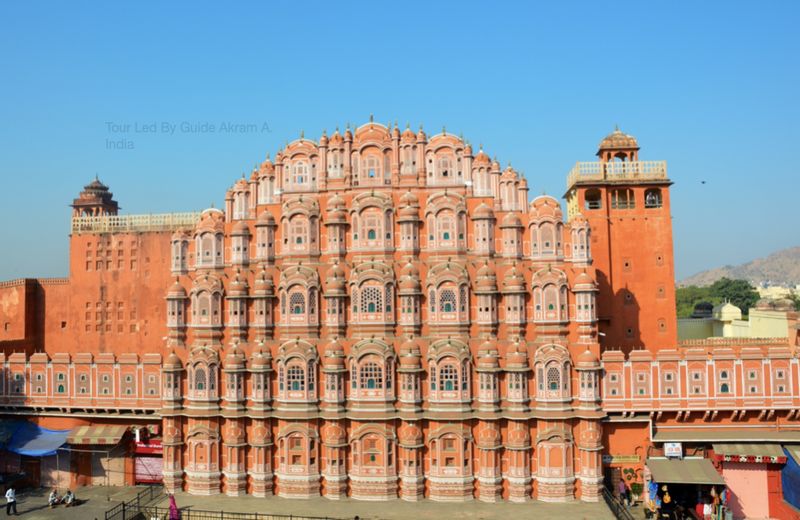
[577, 419, 603, 502]
[162, 416, 184, 493]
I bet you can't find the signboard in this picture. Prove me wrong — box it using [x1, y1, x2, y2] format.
[664, 442, 683, 459]
[603, 454, 641, 464]
[134, 439, 163, 455]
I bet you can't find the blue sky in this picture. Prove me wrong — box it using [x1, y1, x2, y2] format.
[0, 1, 797, 281]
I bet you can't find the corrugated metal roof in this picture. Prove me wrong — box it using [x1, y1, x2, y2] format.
[654, 429, 800, 442]
[647, 458, 725, 485]
[712, 443, 785, 458]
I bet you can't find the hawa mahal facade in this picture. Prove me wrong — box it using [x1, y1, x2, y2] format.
[1, 120, 799, 511]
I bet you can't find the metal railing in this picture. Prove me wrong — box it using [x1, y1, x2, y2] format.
[135, 505, 341, 520]
[105, 484, 163, 520]
[71, 212, 202, 234]
[602, 487, 636, 520]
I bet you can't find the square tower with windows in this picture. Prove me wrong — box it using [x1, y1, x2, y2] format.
[564, 128, 676, 352]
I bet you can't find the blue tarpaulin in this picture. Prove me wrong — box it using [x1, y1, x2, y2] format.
[783, 446, 800, 510]
[6, 422, 70, 457]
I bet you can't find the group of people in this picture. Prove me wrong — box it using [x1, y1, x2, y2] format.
[47, 488, 76, 508]
[643, 482, 728, 520]
[2, 485, 79, 516]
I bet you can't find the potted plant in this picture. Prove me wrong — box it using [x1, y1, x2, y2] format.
[630, 482, 643, 503]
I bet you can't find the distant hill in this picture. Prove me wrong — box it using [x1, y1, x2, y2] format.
[679, 246, 800, 287]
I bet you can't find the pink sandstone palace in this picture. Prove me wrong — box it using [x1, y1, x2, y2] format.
[1, 121, 799, 516]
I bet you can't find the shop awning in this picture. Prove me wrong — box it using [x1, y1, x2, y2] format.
[647, 458, 725, 485]
[712, 443, 787, 463]
[67, 425, 128, 446]
[0, 420, 23, 445]
[6, 422, 70, 457]
[654, 429, 800, 443]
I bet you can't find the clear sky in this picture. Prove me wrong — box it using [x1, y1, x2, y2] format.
[0, 1, 797, 281]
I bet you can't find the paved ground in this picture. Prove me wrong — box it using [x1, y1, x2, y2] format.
[150, 490, 616, 520]
[6, 486, 616, 519]
[3, 485, 143, 520]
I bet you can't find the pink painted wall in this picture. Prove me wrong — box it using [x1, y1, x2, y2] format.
[724, 463, 769, 519]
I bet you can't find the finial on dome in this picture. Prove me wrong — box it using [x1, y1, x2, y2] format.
[615, 124, 620, 131]
[442, 125, 446, 134]
[322, 129, 327, 137]
[300, 129, 304, 139]
[369, 113, 374, 123]
[406, 121, 410, 129]
[394, 120, 398, 128]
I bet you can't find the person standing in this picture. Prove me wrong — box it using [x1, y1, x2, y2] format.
[618, 479, 628, 506]
[4, 486, 18, 516]
[168, 494, 180, 520]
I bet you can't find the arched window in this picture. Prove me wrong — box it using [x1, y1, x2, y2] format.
[645, 188, 662, 208]
[584, 188, 602, 210]
[440, 289, 456, 313]
[360, 362, 383, 389]
[196, 368, 206, 390]
[720, 383, 730, 393]
[290, 292, 305, 314]
[547, 366, 560, 391]
[439, 364, 458, 391]
[293, 161, 308, 186]
[287, 365, 305, 391]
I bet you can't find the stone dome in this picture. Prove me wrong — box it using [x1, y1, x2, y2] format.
[598, 127, 639, 151]
[530, 195, 562, 219]
[167, 280, 187, 298]
[231, 220, 250, 235]
[323, 339, 346, 369]
[256, 210, 276, 226]
[249, 347, 272, 370]
[502, 264, 526, 292]
[576, 347, 600, 368]
[164, 350, 183, 370]
[505, 340, 528, 369]
[473, 202, 494, 219]
[501, 212, 523, 228]
[476, 262, 498, 291]
[573, 271, 597, 291]
[224, 344, 246, 370]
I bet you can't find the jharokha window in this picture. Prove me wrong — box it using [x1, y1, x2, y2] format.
[349, 354, 395, 401]
[426, 209, 466, 251]
[352, 208, 393, 250]
[428, 283, 469, 324]
[188, 362, 217, 400]
[534, 347, 571, 403]
[351, 283, 394, 324]
[532, 283, 569, 323]
[280, 286, 318, 326]
[278, 358, 316, 402]
[429, 357, 470, 403]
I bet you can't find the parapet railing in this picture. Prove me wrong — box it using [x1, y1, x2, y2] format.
[566, 160, 668, 189]
[678, 336, 790, 347]
[71, 212, 202, 234]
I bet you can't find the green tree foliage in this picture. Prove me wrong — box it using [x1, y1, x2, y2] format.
[675, 278, 760, 318]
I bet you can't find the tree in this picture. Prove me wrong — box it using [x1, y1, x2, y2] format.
[675, 278, 760, 318]
[708, 278, 759, 315]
